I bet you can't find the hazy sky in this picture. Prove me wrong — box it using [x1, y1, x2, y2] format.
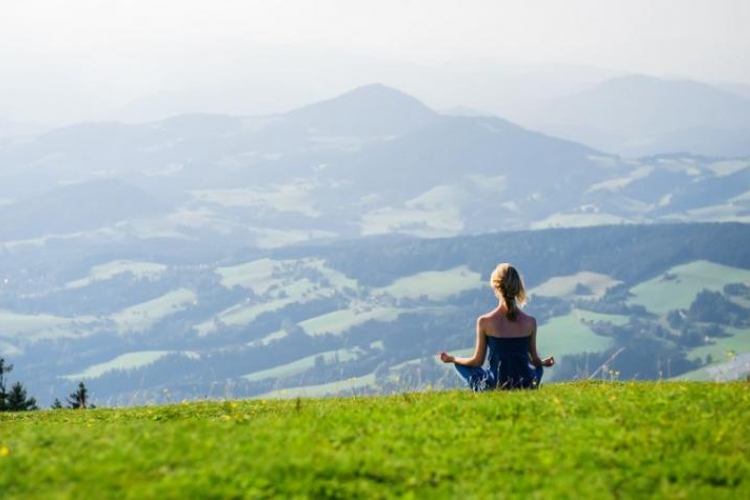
[1, 0, 749, 123]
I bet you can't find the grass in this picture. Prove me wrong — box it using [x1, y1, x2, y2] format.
[215, 258, 282, 293]
[530, 212, 631, 230]
[242, 347, 365, 383]
[189, 185, 321, 217]
[216, 257, 356, 294]
[360, 205, 464, 238]
[1, 382, 748, 499]
[687, 326, 750, 364]
[375, 266, 483, 301]
[110, 288, 197, 334]
[298, 306, 405, 336]
[706, 159, 749, 177]
[531, 272, 621, 300]
[537, 311, 613, 358]
[64, 260, 167, 290]
[627, 260, 750, 315]
[62, 351, 200, 380]
[257, 373, 378, 399]
[0, 310, 97, 341]
[202, 256, 362, 336]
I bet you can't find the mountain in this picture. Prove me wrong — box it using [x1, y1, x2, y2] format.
[1, 83, 749, 246]
[282, 83, 439, 137]
[2, 83, 750, 405]
[531, 75, 750, 157]
[0, 116, 48, 138]
[718, 82, 750, 101]
[0, 179, 166, 240]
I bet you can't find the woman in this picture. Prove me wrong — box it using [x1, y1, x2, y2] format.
[439, 263, 554, 391]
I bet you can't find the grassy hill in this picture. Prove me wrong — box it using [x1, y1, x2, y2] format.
[1, 382, 748, 499]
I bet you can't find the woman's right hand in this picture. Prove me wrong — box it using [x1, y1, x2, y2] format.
[542, 356, 555, 367]
[439, 352, 455, 363]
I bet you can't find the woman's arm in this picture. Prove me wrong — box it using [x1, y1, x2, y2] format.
[528, 318, 555, 367]
[440, 318, 487, 367]
[528, 318, 544, 367]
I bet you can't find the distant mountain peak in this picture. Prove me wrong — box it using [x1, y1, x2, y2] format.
[284, 83, 438, 137]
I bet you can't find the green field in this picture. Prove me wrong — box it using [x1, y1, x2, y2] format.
[531, 272, 621, 300]
[360, 205, 464, 238]
[189, 185, 321, 217]
[64, 260, 167, 289]
[63, 351, 200, 380]
[376, 266, 483, 300]
[196, 279, 322, 335]
[687, 326, 750, 363]
[215, 258, 284, 293]
[110, 288, 197, 334]
[242, 347, 365, 383]
[628, 260, 750, 315]
[1, 382, 748, 498]
[257, 373, 378, 399]
[298, 306, 405, 336]
[0, 311, 97, 341]
[531, 212, 631, 230]
[537, 310, 614, 358]
[217, 257, 357, 294]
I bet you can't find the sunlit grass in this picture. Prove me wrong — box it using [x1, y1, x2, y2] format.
[537, 311, 613, 358]
[0, 382, 748, 499]
[375, 265, 483, 300]
[627, 260, 750, 315]
[242, 347, 365, 382]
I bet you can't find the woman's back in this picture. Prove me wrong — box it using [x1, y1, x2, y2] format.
[481, 309, 538, 389]
[480, 308, 535, 338]
[439, 262, 551, 391]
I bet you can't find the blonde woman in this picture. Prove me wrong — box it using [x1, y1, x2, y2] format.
[440, 263, 554, 391]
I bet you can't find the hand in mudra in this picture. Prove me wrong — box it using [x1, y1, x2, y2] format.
[439, 352, 455, 363]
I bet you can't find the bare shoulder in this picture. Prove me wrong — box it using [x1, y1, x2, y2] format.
[518, 310, 537, 329]
[476, 310, 497, 328]
[476, 312, 490, 326]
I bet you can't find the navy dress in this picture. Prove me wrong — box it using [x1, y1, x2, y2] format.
[453, 335, 543, 391]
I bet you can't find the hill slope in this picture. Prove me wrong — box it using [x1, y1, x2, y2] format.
[1, 383, 748, 498]
[533, 75, 750, 157]
[3, 222, 750, 405]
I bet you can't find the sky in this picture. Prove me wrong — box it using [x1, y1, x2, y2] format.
[1, 0, 748, 124]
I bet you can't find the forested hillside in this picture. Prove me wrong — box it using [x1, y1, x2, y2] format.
[2, 222, 749, 405]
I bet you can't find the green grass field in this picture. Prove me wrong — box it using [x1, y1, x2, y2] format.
[110, 288, 197, 334]
[257, 373, 379, 399]
[375, 266, 483, 300]
[0, 311, 97, 341]
[537, 310, 614, 358]
[687, 326, 750, 363]
[63, 351, 200, 381]
[298, 306, 405, 336]
[1, 382, 747, 499]
[627, 260, 750, 315]
[64, 260, 167, 290]
[242, 347, 365, 383]
[531, 272, 621, 300]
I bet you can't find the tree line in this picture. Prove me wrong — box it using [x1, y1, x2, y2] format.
[0, 358, 91, 411]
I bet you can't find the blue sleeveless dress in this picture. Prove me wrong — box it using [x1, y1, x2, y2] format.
[486, 336, 540, 390]
[453, 335, 542, 391]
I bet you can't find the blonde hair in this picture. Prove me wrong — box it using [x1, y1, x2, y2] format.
[490, 263, 527, 321]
